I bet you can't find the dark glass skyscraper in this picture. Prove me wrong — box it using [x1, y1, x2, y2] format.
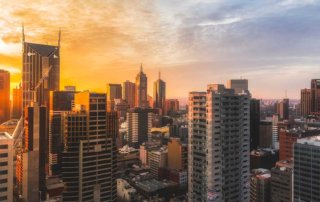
[0, 69, 10, 124]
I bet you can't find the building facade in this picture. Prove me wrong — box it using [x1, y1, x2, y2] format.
[0, 132, 13, 202]
[300, 88, 311, 117]
[0, 70, 10, 124]
[123, 80, 136, 108]
[153, 72, 166, 113]
[188, 84, 250, 202]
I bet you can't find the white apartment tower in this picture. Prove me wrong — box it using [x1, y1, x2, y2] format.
[0, 132, 13, 202]
[188, 84, 250, 202]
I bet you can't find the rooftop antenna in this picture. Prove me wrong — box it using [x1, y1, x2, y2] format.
[140, 63, 143, 73]
[22, 23, 25, 43]
[58, 28, 61, 48]
[158, 70, 161, 80]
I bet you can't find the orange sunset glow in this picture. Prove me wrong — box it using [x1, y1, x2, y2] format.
[1, 0, 320, 100]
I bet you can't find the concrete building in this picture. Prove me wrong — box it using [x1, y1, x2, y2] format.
[123, 80, 136, 108]
[250, 169, 271, 202]
[61, 92, 117, 201]
[0, 132, 13, 202]
[0, 70, 10, 124]
[250, 148, 278, 170]
[117, 179, 137, 202]
[279, 128, 320, 160]
[167, 138, 187, 170]
[135, 65, 148, 108]
[226, 79, 248, 94]
[153, 72, 166, 114]
[271, 160, 293, 202]
[300, 88, 311, 117]
[149, 147, 168, 178]
[188, 84, 250, 202]
[126, 108, 154, 148]
[139, 142, 161, 166]
[293, 136, 320, 202]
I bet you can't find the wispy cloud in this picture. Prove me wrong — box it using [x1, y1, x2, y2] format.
[198, 17, 243, 26]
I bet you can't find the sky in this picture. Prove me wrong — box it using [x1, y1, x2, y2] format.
[0, 0, 320, 101]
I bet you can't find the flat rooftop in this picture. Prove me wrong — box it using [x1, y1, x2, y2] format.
[297, 135, 320, 146]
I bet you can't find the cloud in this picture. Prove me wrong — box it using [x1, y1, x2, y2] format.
[198, 17, 242, 26]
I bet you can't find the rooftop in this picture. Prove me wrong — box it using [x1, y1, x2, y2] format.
[297, 135, 320, 146]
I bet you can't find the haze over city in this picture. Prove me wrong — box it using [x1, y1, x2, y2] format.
[1, 0, 320, 100]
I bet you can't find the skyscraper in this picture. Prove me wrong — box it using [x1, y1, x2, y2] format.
[167, 138, 187, 170]
[61, 92, 117, 201]
[153, 72, 166, 113]
[48, 91, 75, 176]
[12, 83, 23, 119]
[0, 132, 13, 202]
[107, 83, 122, 111]
[311, 79, 320, 114]
[276, 98, 289, 120]
[250, 99, 260, 150]
[123, 80, 135, 108]
[135, 64, 148, 108]
[300, 88, 311, 117]
[22, 30, 60, 109]
[22, 103, 47, 201]
[188, 84, 250, 202]
[226, 79, 249, 94]
[126, 108, 153, 148]
[0, 69, 10, 124]
[271, 160, 293, 202]
[293, 136, 320, 202]
[250, 169, 271, 202]
[165, 99, 179, 116]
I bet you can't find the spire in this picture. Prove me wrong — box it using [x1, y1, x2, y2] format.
[58, 28, 61, 48]
[140, 63, 143, 73]
[158, 71, 161, 80]
[22, 23, 25, 43]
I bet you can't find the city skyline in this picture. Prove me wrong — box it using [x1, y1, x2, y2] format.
[1, 0, 320, 100]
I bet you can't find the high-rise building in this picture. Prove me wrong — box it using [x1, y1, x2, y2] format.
[153, 72, 166, 113]
[12, 84, 23, 119]
[22, 103, 47, 201]
[22, 35, 60, 109]
[123, 80, 135, 108]
[0, 70, 10, 124]
[293, 136, 320, 202]
[250, 99, 260, 150]
[226, 79, 249, 94]
[164, 99, 179, 116]
[279, 128, 320, 160]
[48, 91, 75, 176]
[276, 99, 289, 120]
[61, 92, 117, 201]
[135, 65, 148, 108]
[271, 160, 293, 202]
[311, 79, 320, 113]
[107, 83, 122, 112]
[300, 88, 311, 116]
[0, 132, 13, 202]
[259, 121, 273, 148]
[107, 83, 122, 100]
[64, 86, 76, 92]
[250, 169, 271, 202]
[126, 108, 153, 148]
[167, 138, 187, 170]
[149, 147, 168, 178]
[188, 84, 250, 202]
